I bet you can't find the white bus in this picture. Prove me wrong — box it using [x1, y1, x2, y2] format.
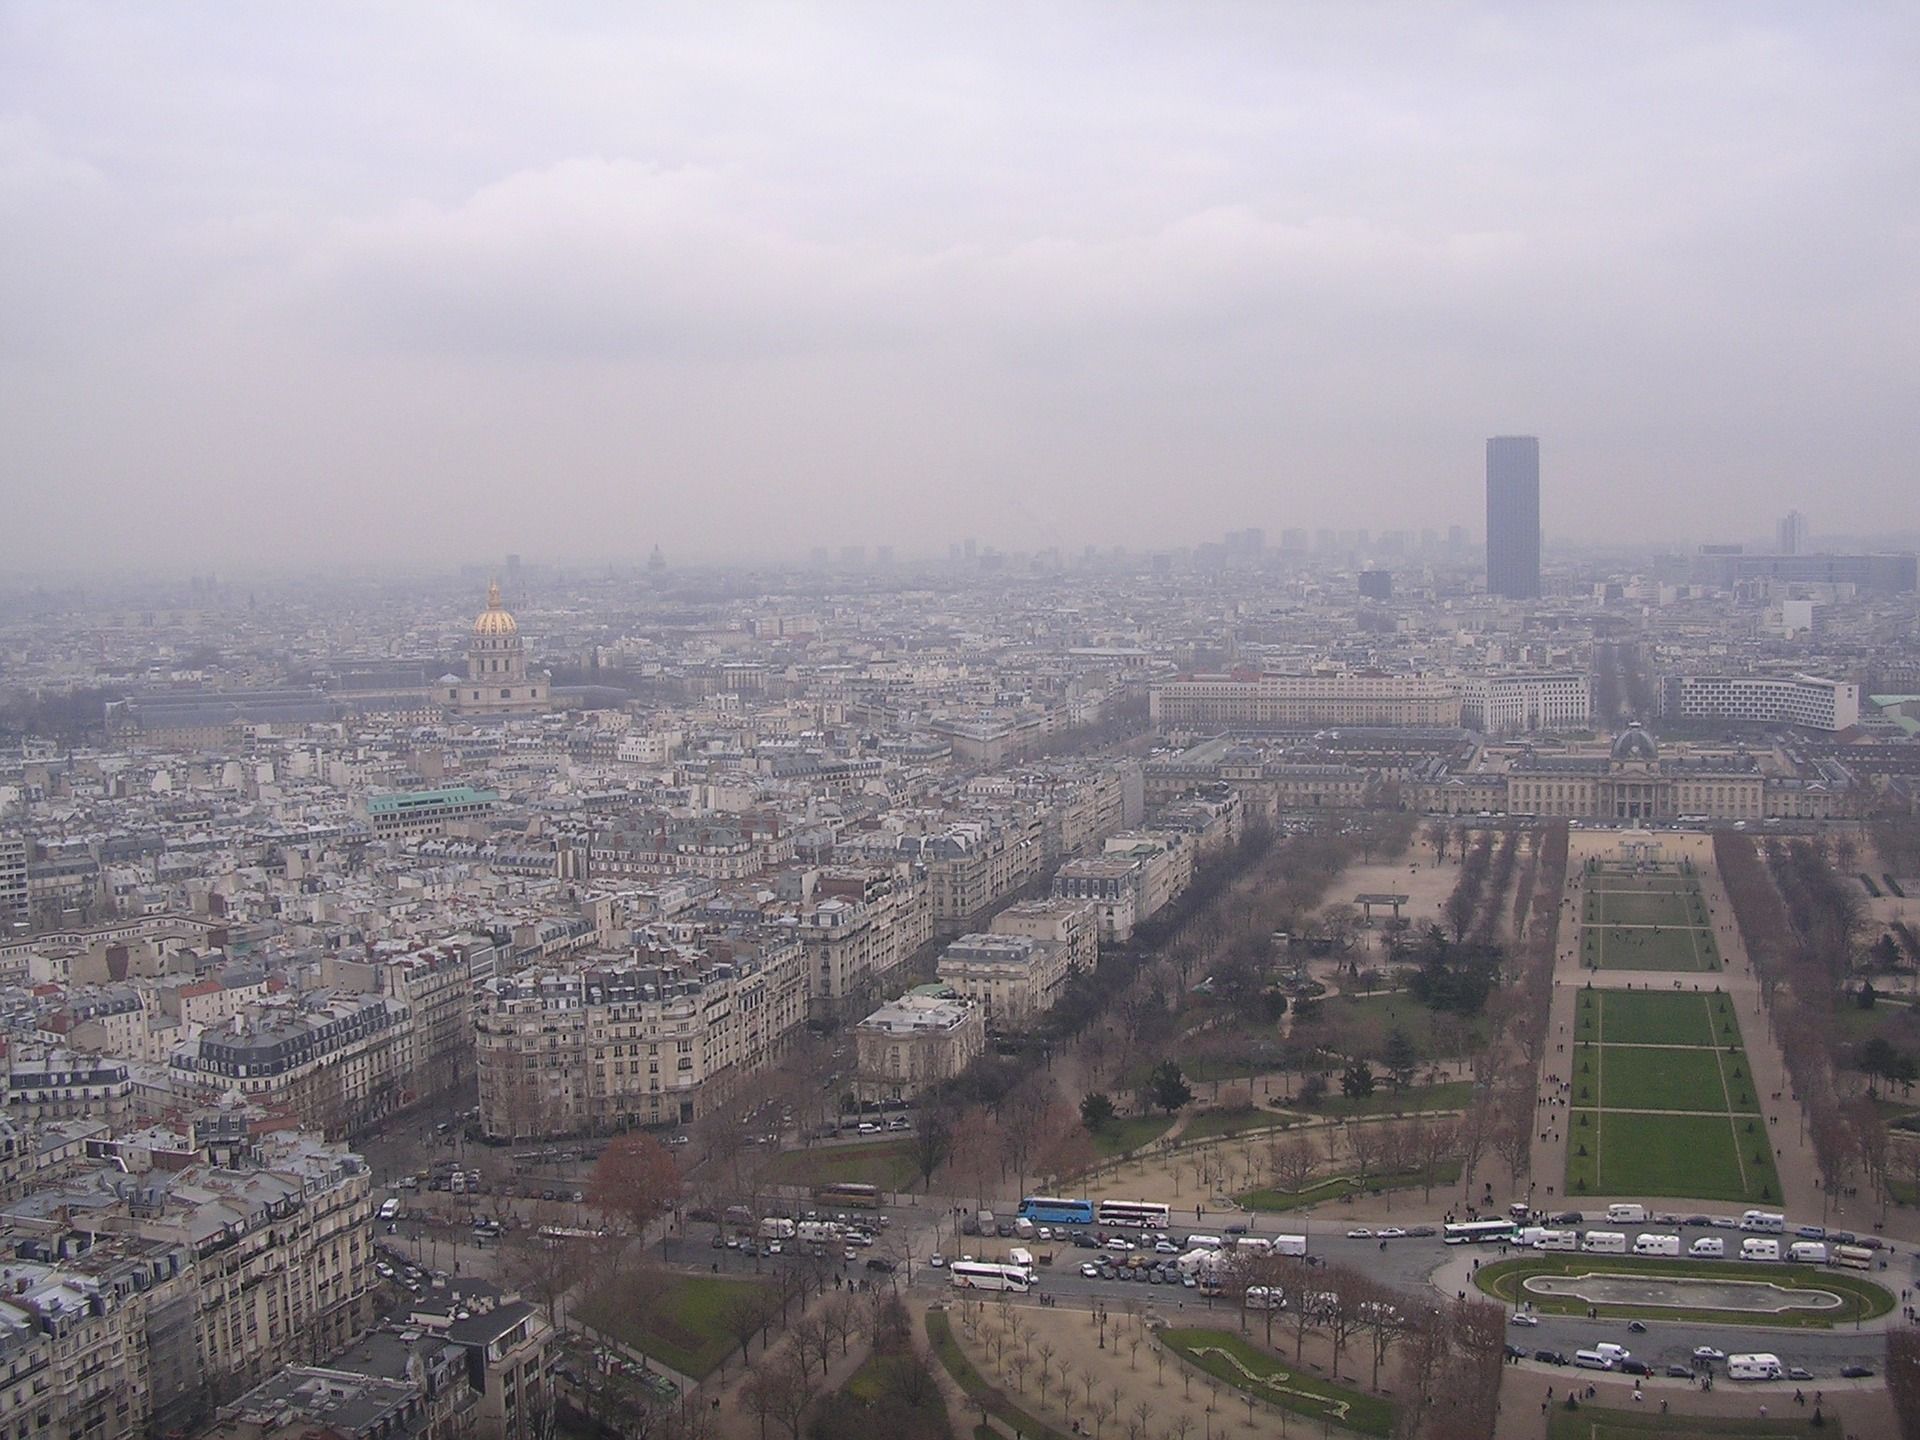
[949, 1261, 1033, 1293]
[1443, 1220, 1517, 1245]
[1097, 1200, 1172, 1229]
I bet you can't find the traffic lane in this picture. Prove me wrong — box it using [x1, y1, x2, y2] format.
[1507, 1313, 1886, 1383]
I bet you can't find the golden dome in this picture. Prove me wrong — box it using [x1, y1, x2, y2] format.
[473, 578, 519, 637]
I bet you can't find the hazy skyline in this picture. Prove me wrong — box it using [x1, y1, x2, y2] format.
[4, 3, 1916, 572]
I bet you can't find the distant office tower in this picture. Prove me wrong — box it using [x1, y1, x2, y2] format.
[1358, 570, 1393, 600]
[1485, 436, 1541, 599]
[1776, 510, 1808, 556]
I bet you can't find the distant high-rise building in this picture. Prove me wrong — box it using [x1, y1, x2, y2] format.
[1486, 435, 1541, 599]
[1358, 570, 1393, 601]
[1776, 510, 1808, 556]
[1279, 528, 1309, 553]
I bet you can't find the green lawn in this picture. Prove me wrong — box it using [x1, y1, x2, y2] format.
[1177, 1106, 1296, 1144]
[1567, 1110, 1781, 1204]
[1309, 992, 1485, 1063]
[1586, 886, 1706, 929]
[762, 1139, 920, 1191]
[576, 1272, 770, 1378]
[1239, 1161, 1459, 1212]
[1159, 1328, 1395, 1437]
[1585, 923, 1720, 972]
[1305, 1080, 1476, 1119]
[1583, 1045, 1758, 1113]
[1574, 990, 1727, 1047]
[1089, 1113, 1176, 1158]
[1547, 1405, 1823, 1438]
[1476, 1253, 1893, 1329]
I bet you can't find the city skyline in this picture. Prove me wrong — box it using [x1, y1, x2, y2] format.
[4, 5, 1918, 570]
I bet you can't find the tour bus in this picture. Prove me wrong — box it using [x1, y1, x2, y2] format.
[1729, 1354, 1783, 1381]
[949, 1261, 1033, 1293]
[1581, 1231, 1627, 1254]
[1788, 1241, 1829, 1265]
[759, 1217, 798, 1240]
[1097, 1199, 1173, 1230]
[1183, 1234, 1224, 1251]
[1607, 1204, 1647, 1224]
[1689, 1237, 1726, 1258]
[1739, 1210, 1786, 1234]
[1018, 1196, 1096, 1226]
[1271, 1234, 1309, 1257]
[814, 1182, 883, 1211]
[1740, 1238, 1781, 1262]
[1834, 1244, 1874, 1270]
[1443, 1220, 1517, 1246]
[1632, 1233, 1680, 1257]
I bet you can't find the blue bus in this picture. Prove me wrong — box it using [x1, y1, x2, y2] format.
[1017, 1196, 1095, 1226]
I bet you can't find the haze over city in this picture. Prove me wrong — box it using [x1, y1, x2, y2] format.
[4, 2, 1918, 574]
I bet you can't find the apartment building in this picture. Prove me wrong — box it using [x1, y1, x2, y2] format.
[474, 935, 806, 1139]
[323, 942, 475, 1104]
[987, 898, 1099, 975]
[361, 787, 498, 842]
[1149, 671, 1463, 729]
[129, 1132, 377, 1407]
[4, 1047, 134, 1122]
[853, 993, 985, 1102]
[173, 996, 412, 1139]
[1460, 674, 1592, 735]
[935, 933, 1069, 1030]
[0, 834, 25, 932]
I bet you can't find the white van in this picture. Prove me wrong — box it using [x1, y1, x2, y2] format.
[1689, 1237, 1726, 1258]
[1788, 1241, 1829, 1265]
[760, 1217, 797, 1240]
[1573, 1349, 1616, 1371]
[1539, 1229, 1581, 1252]
[1740, 1238, 1780, 1262]
[1184, 1234, 1224, 1251]
[1729, 1353, 1783, 1381]
[1235, 1236, 1273, 1256]
[378, 1198, 401, 1221]
[1594, 1343, 1632, 1364]
[1008, 1247, 1035, 1272]
[1739, 1210, 1786, 1234]
[1271, 1234, 1309, 1257]
[1581, 1231, 1627, 1254]
[1632, 1233, 1680, 1257]
[1607, 1203, 1647, 1224]
[1013, 1217, 1036, 1240]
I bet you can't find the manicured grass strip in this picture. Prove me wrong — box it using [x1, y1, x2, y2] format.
[1587, 923, 1720, 972]
[1591, 991, 1722, 1047]
[1474, 1254, 1893, 1329]
[1239, 1161, 1459, 1212]
[924, 1309, 1072, 1440]
[761, 1138, 921, 1191]
[1177, 1107, 1298, 1144]
[1567, 1111, 1779, 1204]
[576, 1273, 771, 1378]
[1597, 1046, 1757, 1113]
[1159, 1327, 1394, 1437]
[1088, 1114, 1176, 1158]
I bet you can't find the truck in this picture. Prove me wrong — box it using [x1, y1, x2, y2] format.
[1538, 1230, 1580, 1252]
[797, 1220, 842, 1245]
[1234, 1237, 1273, 1256]
[1606, 1203, 1647, 1224]
[1272, 1233, 1309, 1257]
[759, 1217, 797, 1241]
[1788, 1241, 1829, 1265]
[1739, 1238, 1780, 1262]
[1581, 1231, 1627, 1254]
[1632, 1233, 1680, 1257]
[1729, 1353, 1783, 1381]
[1739, 1210, 1786, 1234]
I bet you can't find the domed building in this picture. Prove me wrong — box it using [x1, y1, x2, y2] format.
[442, 580, 551, 718]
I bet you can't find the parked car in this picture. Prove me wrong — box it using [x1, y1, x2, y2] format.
[928, 1253, 945, 1268]
[1627, 1321, 1647, 1334]
[1842, 1365, 1876, 1379]
[1533, 1350, 1568, 1366]
[865, 1257, 895, 1273]
[1407, 1225, 1439, 1238]
[1377, 1227, 1407, 1240]
[1080, 1262, 1101, 1278]
[1619, 1360, 1651, 1377]
[1346, 1228, 1373, 1239]
[1789, 1367, 1815, 1381]
[1693, 1347, 1725, 1363]
[1665, 1365, 1695, 1379]
[1508, 1313, 1539, 1327]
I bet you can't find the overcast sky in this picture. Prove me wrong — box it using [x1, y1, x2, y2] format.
[3, 3, 1916, 573]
